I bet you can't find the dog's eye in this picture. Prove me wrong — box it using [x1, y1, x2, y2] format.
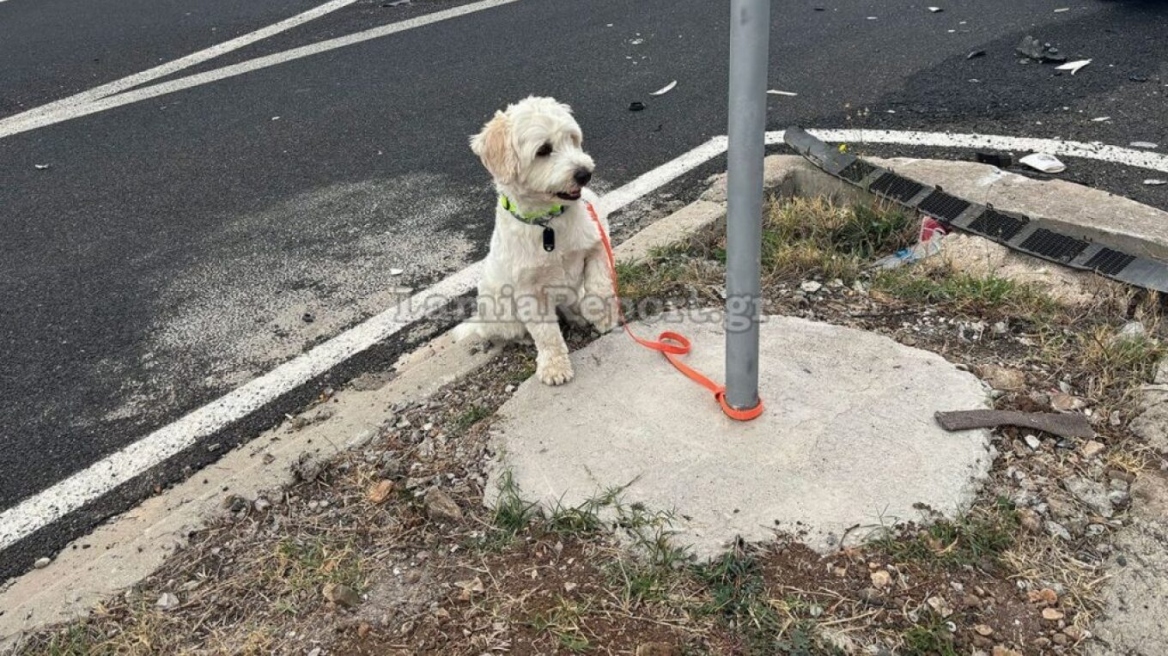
[536, 143, 553, 157]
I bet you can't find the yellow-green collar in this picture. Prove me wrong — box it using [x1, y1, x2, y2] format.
[500, 195, 565, 225]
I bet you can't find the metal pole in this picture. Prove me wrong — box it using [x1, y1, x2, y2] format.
[725, 0, 768, 410]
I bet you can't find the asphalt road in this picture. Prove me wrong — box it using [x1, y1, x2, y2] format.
[1, 0, 1165, 578]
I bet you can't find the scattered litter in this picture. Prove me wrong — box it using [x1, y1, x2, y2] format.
[1091, 116, 1111, 122]
[1129, 74, 1149, 83]
[935, 410, 1094, 439]
[966, 50, 986, 60]
[975, 152, 1013, 168]
[390, 268, 404, 276]
[873, 217, 947, 269]
[156, 592, 181, 611]
[867, 16, 877, 20]
[381, 0, 410, 6]
[1145, 179, 1168, 186]
[629, 37, 644, 45]
[800, 280, 823, 293]
[1130, 141, 1158, 149]
[34, 163, 50, 170]
[767, 89, 798, 97]
[650, 80, 677, 96]
[1054, 7, 1069, 12]
[1016, 35, 1067, 63]
[928, 6, 943, 12]
[1056, 59, 1092, 75]
[33, 557, 51, 568]
[628, 101, 645, 112]
[1019, 152, 1066, 174]
[271, 116, 280, 121]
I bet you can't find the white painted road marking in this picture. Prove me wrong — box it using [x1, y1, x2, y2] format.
[4, 127, 1167, 551]
[775, 130, 1168, 174]
[0, 0, 521, 140]
[2, 0, 358, 125]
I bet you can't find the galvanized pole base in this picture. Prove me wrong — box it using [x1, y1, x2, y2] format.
[725, 0, 769, 410]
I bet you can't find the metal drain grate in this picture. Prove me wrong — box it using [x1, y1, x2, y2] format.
[839, 160, 876, 183]
[968, 209, 1028, 241]
[1085, 248, 1137, 275]
[869, 172, 925, 203]
[1020, 229, 1090, 262]
[917, 190, 971, 223]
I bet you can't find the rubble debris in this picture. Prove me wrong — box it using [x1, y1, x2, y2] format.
[1019, 153, 1066, 174]
[1016, 35, 1067, 63]
[1056, 59, 1092, 75]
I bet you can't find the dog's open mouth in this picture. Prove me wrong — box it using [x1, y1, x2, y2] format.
[555, 189, 582, 201]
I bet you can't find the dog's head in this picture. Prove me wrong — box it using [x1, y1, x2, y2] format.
[470, 96, 594, 202]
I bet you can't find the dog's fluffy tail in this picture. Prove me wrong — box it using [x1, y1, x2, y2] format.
[451, 320, 479, 343]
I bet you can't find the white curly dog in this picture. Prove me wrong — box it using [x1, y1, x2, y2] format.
[452, 96, 618, 385]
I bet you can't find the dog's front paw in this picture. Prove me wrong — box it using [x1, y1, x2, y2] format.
[536, 354, 575, 386]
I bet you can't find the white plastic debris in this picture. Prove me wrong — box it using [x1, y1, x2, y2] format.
[650, 80, 677, 96]
[766, 89, 798, 97]
[1130, 141, 1159, 149]
[1145, 179, 1167, 186]
[1091, 116, 1111, 122]
[390, 268, 404, 276]
[1054, 7, 1069, 12]
[1019, 153, 1066, 174]
[34, 164, 50, 170]
[928, 6, 943, 12]
[1056, 59, 1092, 75]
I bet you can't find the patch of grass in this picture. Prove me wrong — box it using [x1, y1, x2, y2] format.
[874, 268, 1057, 319]
[489, 471, 541, 544]
[692, 542, 843, 656]
[1078, 324, 1166, 400]
[758, 197, 915, 281]
[453, 404, 492, 433]
[528, 597, 593, 653]
[266, 536, 363, 601]
[900, 611, 958, 656]
[507, 359, 537, 385]
[876, 498, 1020, 569]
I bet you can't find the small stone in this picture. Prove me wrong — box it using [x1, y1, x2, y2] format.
[33, 557, 51, 569]
[870, 570, 892, 589]
[800, 280, 823, 294]
[156, 592, 181, 610]
[1112, 321, 1147, 344]
[1063, 625, 1084, 641]
[636, 643, 680, 656]
[993, 647, 1022, 656]
[1065, 476, 1115, 518]
[927, 595, 954, 618]
[424, 488, 463, 521]
[1051, 392, 1087, 412]
[1019, 508, 1042, 533]
[974, 624, 994, 636]
[992, 321, 1009, 336]
[563, 581, 578, 592]
[977, 364, 1027, 391]
[308, 649, 322, 656]
[1046, 520, 1072, 541]
[1028, 588, 1058, 605]
[1024, 434, 1042, 450]
[367, 480, 395, 504]
[1081, 441, 1105, 458]
[1042, 607, 1065, 621]
[454, 577, 486, 601]
[963, 594, 982, 609]
[1052, 633, 1069, 646]
[357, 622, 373, 638]
[253, 497, 271, 512]
[323, 583, 361, 608]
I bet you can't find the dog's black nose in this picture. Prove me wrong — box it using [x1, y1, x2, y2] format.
[574, 169, 592, 186]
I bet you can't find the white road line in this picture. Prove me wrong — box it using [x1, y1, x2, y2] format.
[769, 129, 1168, 174]
[0, 0, 520, 140]
[0, 136, 723, 552]
[3, 0, 359, 124]
[4, 128, 1166, 550]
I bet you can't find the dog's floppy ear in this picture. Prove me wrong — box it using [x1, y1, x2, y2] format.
[470, 111, 518, 184]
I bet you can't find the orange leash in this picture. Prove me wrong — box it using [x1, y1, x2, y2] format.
[584, 202, 764, 421]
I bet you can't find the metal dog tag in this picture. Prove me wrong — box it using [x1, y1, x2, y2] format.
[542, 226, 555, 252]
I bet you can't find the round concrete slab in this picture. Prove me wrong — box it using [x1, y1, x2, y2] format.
[487, 312, 994, 558]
